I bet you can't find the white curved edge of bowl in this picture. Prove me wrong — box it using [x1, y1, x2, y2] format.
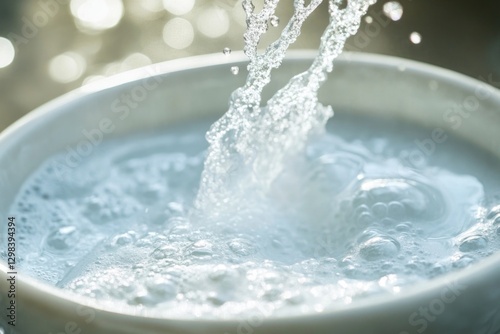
[1, 50, 500, 327]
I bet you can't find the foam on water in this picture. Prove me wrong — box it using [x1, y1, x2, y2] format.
[3, 0, 500, 320]
[6, 119, 500, 318]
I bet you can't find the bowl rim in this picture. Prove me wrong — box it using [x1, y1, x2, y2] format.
[1, 50, 500, 327]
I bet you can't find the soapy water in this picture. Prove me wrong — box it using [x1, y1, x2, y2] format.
[2, 0, 500, 320]
[6, 118, 500, 318]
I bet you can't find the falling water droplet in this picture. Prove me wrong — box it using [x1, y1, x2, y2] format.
[410, 32, 422, 44]
[223, 47, 231, 56]
[231, 66, 239, 75]
[383, 1, 403, 21]
[270, 15, 280, 27]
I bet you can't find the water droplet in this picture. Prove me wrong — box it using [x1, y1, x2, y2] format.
[459, 235, 488, 252]
[223, 47, 231, 55]
[364, 15, 373, 24]
[383, 1, 403, 21]
[228, 238, 257, 256]
[359, 236, 400, 261]
[231, 66, 239, 75]
[410, 32, 422, 44]
[270, 15, 280, 27]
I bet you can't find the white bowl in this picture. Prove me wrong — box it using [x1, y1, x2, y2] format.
[1, 52, 500, 334]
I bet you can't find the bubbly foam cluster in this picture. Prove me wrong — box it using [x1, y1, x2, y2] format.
[6, 122, 500, 318]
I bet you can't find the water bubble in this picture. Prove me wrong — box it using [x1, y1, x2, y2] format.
[228, 238, 257, 256]
[371, 202, 388, 219]
[383, 1, 403, 21]
[146, 278, 177, 300]
[223, 47, 231, 55]
[151, 245, 177, 260]
[270, 15, 280, 27]
[364, 16, 373, 24]
[207, 293, 227, 306]
[387, 201, 406, 220]
[188, 240, 214, 257]
[356, 212, 374, 225]
[494, 216, 500, 225]
[452, 254, 475, 269]
[395, 222, 412, 232]
[231, 66, 240, 75]
[111, 231, 137, 246]
[459, 235, 488, 252]
[487, 205, 500, 219]
[359, 236, 400, 261]
[410, 32, 422, 44]
[45, 226, 78, 251]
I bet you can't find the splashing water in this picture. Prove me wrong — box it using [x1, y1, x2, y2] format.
[6, 0, 500, 321]
[196, 0, 376, 217]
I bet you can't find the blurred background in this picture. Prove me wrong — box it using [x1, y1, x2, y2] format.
[0, 0, 499, 131]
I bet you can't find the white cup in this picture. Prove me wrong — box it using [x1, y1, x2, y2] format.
[1, 52, 500, 334]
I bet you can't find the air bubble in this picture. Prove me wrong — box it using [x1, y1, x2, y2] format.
[388, 201, 405, 219]
[45, 226, 78, 251]
[371, 202, 388, 218]
[395, 222, 412, 232]
[359, 236, 400, 261]
[188, 240, 214, 257]
[151, 245, 177, 260]
[223, 47, 231, 55]
[459, 235, 488, 252]
[228, 238, 257, 256]
[452, 254, 475, 269]
[146, 278, 177, 300]
[356, 211, 374, 225]
[111, 231, 137, 246]
[487, 205, 500, 219]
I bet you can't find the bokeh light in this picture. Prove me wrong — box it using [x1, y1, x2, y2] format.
[0, 37, 15, 69]
[383, 1, 403, 22]
[163, 18, 195, 50]
[121, 53, 152, 71]
[70, 0, 124, 32]
[49, 52, 87, 83]
[410, 32, 422, 45]
[196, 6, 230, 38]
[162, 0, 195, 16]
